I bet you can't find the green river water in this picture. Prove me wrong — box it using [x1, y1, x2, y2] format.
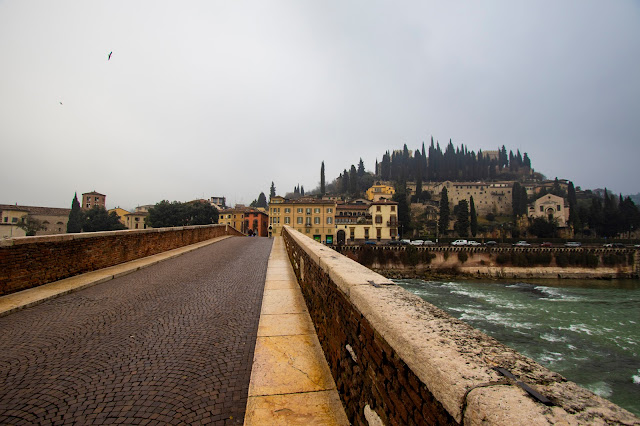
[395, 278, 640, 416]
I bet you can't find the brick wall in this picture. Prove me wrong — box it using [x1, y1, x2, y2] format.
[0, 225, 243, 296]
[281, 227, 638, 425]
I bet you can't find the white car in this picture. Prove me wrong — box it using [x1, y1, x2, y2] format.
[468, 240, 481, 246]
[423, 240, 436, 246]
[451, 239, 468, 246]
[410, 240, 424, 246]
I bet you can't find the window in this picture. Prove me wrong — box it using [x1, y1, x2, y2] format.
[306, 208, 311, 215]
[391, 206, 396, 212]
[377, 228, 381, 240]
[297, 217, 303, 224]
[285, 217, 291, 224]
[285, 208, 291, 213]
[540, 206, 544, 212]
[12, 217, 18, 223]
[297, 208, 303, 213]
[364, 228, 369, 240]
[375, 215, 382, 224]
[314, 208, 320, 214]
[306, 217, 311, 225]
[3, 217, 7, 223]
[376, 206, 381, 212]
[557, 205, 561, 211]
[314, 217, 320, 224]
[327, 217, 333, 224]
[327, 208, 333, 213]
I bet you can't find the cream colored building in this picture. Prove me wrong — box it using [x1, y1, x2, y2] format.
[269, 197, 336, 244]
[365, 183, 396, 201]
[422, 181, 514, 216]
[528, 194, 569, 227]
[124, 211, 150, 230]
[1, 204, 70, 238]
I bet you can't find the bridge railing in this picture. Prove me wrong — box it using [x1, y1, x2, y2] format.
[281, 226, 637, 425]
[0, 224, 243, 296]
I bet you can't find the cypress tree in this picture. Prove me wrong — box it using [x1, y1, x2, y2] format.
[67, 193, 83, 233]
[270, 182, 276, 200]
[470, 196, 478, 237]
[320, 161, 326, 195]
[438, 187, 450, 236]
[454, 200, 469, 237]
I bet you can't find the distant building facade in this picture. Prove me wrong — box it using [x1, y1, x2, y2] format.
[82, 191, 106, 210]
[269, 197, 336, 244]
[335, 200, 399, 244]
[1, 204, 70, 238]
[528, 194, 569, 227]
[366, 183, 396, 201]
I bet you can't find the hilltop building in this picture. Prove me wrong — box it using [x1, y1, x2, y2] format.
[365, 183, 396, 201]
[421, 181, 514, 216]
[528, 194, 570, 227]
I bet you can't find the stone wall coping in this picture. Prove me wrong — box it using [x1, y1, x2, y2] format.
[283, 227, 639, 425]
[0, 224, 226, 247]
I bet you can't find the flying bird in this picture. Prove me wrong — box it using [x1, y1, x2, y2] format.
[59, 102, 63, 105]
[108, 51, 112, 60]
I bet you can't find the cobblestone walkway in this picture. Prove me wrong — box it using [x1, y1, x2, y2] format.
[0, 236, 273, 425]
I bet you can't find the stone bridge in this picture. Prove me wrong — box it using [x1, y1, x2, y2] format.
[0, 225, 637, 425]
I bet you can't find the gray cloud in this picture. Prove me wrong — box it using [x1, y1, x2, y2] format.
[1, 1, 638, 210]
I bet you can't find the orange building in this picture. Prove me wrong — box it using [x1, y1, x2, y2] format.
[243, 208, 269, 237]
[82, 191, 106, 210]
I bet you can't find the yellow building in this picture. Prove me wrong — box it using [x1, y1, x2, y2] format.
[108, 208, 131, 226]
[219, 208, 248, 233]
[365, 183, 396, 201]
[335, 200, 399, 244]
[269, 197, 336, 244]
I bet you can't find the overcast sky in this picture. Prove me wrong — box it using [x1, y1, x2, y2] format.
[1, 1, 639, 210]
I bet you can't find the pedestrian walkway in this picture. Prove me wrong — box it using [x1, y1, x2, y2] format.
[0, 235, 233, 318]
[0, 236, 272, 425]
[244, 237, 349, 425]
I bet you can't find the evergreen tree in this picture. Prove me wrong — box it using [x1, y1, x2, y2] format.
[438, 187, 450, 236]
[357, 158, 365, 176]
[454, 200, 469, 237]
[270, 182, 276, 199]
[82, 206, 127, 232]
[469, 196, 478, 237]
[567, 181, 579, 230]
[320, 161, 326, 195]
[67, 192, 83, 233]
[341, 169, 350, 194]
[301, 185, 305, 196]
[256, 192, 267, 208]
[349, 165, 358, 196]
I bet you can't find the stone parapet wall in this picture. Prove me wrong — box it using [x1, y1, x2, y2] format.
[0, 225, 243, 296]
[281, 227, 638, 425]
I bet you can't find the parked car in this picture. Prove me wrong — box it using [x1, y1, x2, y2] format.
[540, 242, 553, 247]
[388, 240, 402, 246]
[451, 239, 468, 246]
[423, 240, 436, 246]
[612, 243, 626, 248]
[484, 241, 498, 247]
[364, 241, 377, 246]
[400, 239, 411, 245]
[468, 240, 481, 246]
[513, 241, 531, 247]
[564, 241, 582, 248]
[410, 240, 424, 246]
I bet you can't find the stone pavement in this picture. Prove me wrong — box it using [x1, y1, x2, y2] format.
[244, 237, 348, 425]
[0, 236, 273, 425]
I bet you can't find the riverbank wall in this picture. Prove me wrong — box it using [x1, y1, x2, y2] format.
[281, 227, 638, 424]
[334, 245, 638, 280]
